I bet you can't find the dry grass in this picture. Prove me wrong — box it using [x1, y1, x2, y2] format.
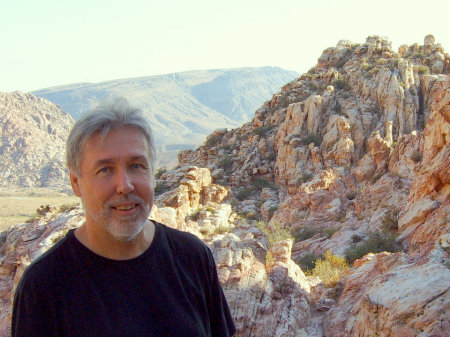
[0, 189, 79, 232]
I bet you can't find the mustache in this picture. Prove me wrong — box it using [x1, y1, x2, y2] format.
[105, 194, 145, 208]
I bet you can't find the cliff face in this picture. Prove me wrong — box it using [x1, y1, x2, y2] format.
[0, 35, 448, 337]
[0, 92, 74, 190]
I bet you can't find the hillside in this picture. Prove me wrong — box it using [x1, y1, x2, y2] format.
[32, 67, 298, 167]
[0, 92, 74, 190]
[1, 35, 449, 337]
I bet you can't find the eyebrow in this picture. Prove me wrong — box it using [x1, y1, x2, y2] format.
[93, 155, 149, 167]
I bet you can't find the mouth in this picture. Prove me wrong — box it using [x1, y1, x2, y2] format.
[111, 204, 139, 213]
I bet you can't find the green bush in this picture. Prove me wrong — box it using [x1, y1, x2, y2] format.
[206, 133, 223, 147]
[218, 156, 233, 171]
[345, 231, 401, 264]
[296, 173, 313, 185]
[252, 125, 272, 137]
[310, 250, 349, 287]
[332, 78, 350, 90]
[292, 227, 319, 241]
[417, 65, 430, 74]
[291, 226, 339, 242]
[235, 186, 256, 200]
[254, 177, 277, 190]
[302, 134, 321, 147]
[295, 253, 324, 273]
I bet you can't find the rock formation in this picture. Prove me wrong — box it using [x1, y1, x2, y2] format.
[1, 35, 449, 336]
[0, 91, 74, 190]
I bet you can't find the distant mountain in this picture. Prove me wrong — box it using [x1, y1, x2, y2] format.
[0, 92, 74, 190]
[32, 67, 298, 167]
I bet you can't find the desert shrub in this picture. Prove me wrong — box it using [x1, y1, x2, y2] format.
[322, 226, 340, 238]
[310, 250, 349, 287]
[410, 150, 422, 163]
[218, 156, 233, 171]
[292, 226, 339, 242]
[59, 203, 79, 213]
[302, 134, 321, 147]
[154, 181, 168, 196]
[254, 177, 277, 190]
[154, 166, 167, 179]
[268, 206, 279, 219]
[255, 221, 293, 247]
[345, 231, 401, 264]
[417, 65, 430, 74]
[346, 191, 357, 200]
[296, 173, 313, 185]
[213, 225, 231, 235]
[266, 151, 276, 161]
[252, 125, 272, 137]
[351, 234, 363, 243]
[235, 186, 256, 200]
[360, 63, 373, 72]
[376, 58, 387, 65]
[332, 78, 350, 90]
[295, 253, 324, 273]
[206, 133, 223, 147]
[381, 209, 399, 233]
[292, 226, 319, 241]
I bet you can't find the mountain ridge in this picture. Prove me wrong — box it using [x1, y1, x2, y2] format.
[32, 66, 299, 167]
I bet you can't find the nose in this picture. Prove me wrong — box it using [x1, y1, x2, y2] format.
[115, 168, 134, 195]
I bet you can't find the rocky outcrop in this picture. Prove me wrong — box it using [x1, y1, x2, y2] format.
[325, 251, 450, 337]
[177, 35, 449, 336]
[0, 91, 74, 190]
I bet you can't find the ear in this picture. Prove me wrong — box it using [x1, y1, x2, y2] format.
[70, 172, 82, 197]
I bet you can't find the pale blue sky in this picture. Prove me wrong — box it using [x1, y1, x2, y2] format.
[1, 0, 448, 92]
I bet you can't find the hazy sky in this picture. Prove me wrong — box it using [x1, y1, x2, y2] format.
[1, 0, 449, 92]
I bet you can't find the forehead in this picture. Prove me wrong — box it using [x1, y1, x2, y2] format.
[82, 126, 150, 161]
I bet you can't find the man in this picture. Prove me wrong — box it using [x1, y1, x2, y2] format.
[12, 98, 236, 337]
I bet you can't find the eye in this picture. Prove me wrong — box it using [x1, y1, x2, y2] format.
[96, 166, 111, 175]
[130, 163, 145, 170]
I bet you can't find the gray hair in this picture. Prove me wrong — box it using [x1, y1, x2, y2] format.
[66, 97, 156, 176]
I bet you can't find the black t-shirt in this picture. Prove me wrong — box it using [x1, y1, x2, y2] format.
[12, 222, 236, 337]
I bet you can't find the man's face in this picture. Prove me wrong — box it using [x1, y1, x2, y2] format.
[70, 125, 154, 242]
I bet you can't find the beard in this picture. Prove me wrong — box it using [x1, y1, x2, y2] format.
[82, 194, 151, 242]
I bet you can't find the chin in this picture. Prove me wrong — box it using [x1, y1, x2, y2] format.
[108, 218, 147, 242]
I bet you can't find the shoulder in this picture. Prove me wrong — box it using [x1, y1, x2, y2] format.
[154, 222, 213, 261]
[17, 230, 76, 289]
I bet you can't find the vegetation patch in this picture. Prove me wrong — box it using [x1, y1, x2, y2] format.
[218, 156, 233, 171]
[332, 77, 350, 90]
[344, 231, 401, 264]
[295, 252, 324, 273]
[410, 150, 422, 163]
[206, 133, 223, 147]
[154, 181, 168, 196]
[291, 226, 340, 242]
[154, 166, 167, 179]
[302, 134, 321, 147]
[309, 250, 349, 287]
[213, 225, 231, 235]
[255, 220, 293, 247]
[417, 65, 430, 75]
[252, 125, 273, 137]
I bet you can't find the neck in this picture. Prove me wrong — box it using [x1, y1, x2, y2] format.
[74, 220, 155, 260]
